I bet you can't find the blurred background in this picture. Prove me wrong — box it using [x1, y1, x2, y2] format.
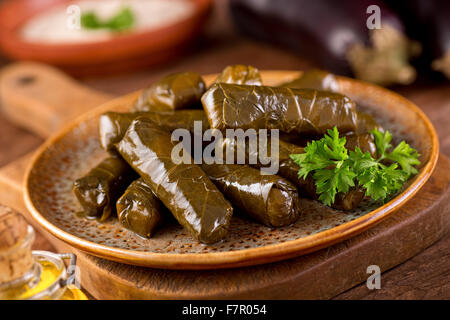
[0, 0, 449, 166]
[0, 0, 449, 299]
[1, 0, 450, 165]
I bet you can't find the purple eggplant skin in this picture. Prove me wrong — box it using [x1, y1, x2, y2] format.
[229, 0, 406, 76]
[388, 0, 450, 79]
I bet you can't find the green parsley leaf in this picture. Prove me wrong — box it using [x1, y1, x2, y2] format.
[314, 165, 356, 206]
[80, 12, 102, 29]
[348, 147, 378, 173]
[290, 127, 420, 207]
[383, 163, 409, 193]
[371, 129, 392, 158]
[357, 163, 408, 201]
[81, 7, 134, 31]
[104, 7, 134, 31]
[385, 141, 420, 175]
[290, 140, 332, 180]
[357, 166, 388, 201]
[290, 127, 356, 206]
[322, 126, 348, 161]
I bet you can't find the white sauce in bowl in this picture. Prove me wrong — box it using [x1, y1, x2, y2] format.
[20, 0, 194, 44]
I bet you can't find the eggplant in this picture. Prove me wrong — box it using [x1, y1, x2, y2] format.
[230, 0, 420, 85]
[427, 2, 450, 79]
[430, 8, 450, 79]
[389, 0, 450, 79]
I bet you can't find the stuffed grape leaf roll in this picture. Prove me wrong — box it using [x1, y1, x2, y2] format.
[342, 111, 383, 158]
[277, 70, 383, 134]
[278, 69, 383, 144]
[280, 69, 339, 92]
[202, 83, 358, 135]
[215, 64, 262, 85]
[116, 118, 233, 244]
[116, 178, 164, 238]
[132, 72, 206, 112]
[99, 110, 209, 153]
[278, 111, 381, 150]
[220, 135, 367, 210]
[201, 164, 300, 227]
[73, 156, 136, 221]
[354, 112, 384, 135]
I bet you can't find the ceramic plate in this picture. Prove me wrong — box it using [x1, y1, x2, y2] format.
[24, 71, 439, 269]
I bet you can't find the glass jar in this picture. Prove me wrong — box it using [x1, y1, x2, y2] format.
[0, 219, 87, 300]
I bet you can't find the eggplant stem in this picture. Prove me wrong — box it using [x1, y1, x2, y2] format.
[432, 50, 450, 80]
[346, 25, 421, 86]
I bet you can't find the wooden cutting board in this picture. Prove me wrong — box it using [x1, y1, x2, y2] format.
[0, 62, 449, 299]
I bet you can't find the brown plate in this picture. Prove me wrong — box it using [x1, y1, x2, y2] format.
[24, 71, 439, 270]
[0, 0, 211, 76]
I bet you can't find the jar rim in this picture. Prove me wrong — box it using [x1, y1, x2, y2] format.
[0, 224, 35, 257]
[0, 261, 41, 292]
[25, 251, 67, 300]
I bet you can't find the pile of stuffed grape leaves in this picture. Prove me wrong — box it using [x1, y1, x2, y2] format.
[73, 65, 420, 244]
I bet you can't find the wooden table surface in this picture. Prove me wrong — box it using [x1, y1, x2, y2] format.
[0, 0, 449, 299]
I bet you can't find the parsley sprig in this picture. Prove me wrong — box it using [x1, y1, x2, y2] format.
[290, 127, 420, 206]
[81, 7, 134, 31]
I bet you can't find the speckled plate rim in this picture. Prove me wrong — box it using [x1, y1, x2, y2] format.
[24, 71, 439, 270]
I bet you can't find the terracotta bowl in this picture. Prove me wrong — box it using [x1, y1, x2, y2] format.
[24, 71, 439, 270]
[0, 0, 212, 76]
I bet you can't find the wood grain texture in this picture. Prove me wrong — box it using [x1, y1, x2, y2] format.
[0, 116, 42, 166]
[0, 149, 448, 299]
[334, 232, 450, 299]
[0, 0, 449, 299]
[0, 62, 112, 137]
